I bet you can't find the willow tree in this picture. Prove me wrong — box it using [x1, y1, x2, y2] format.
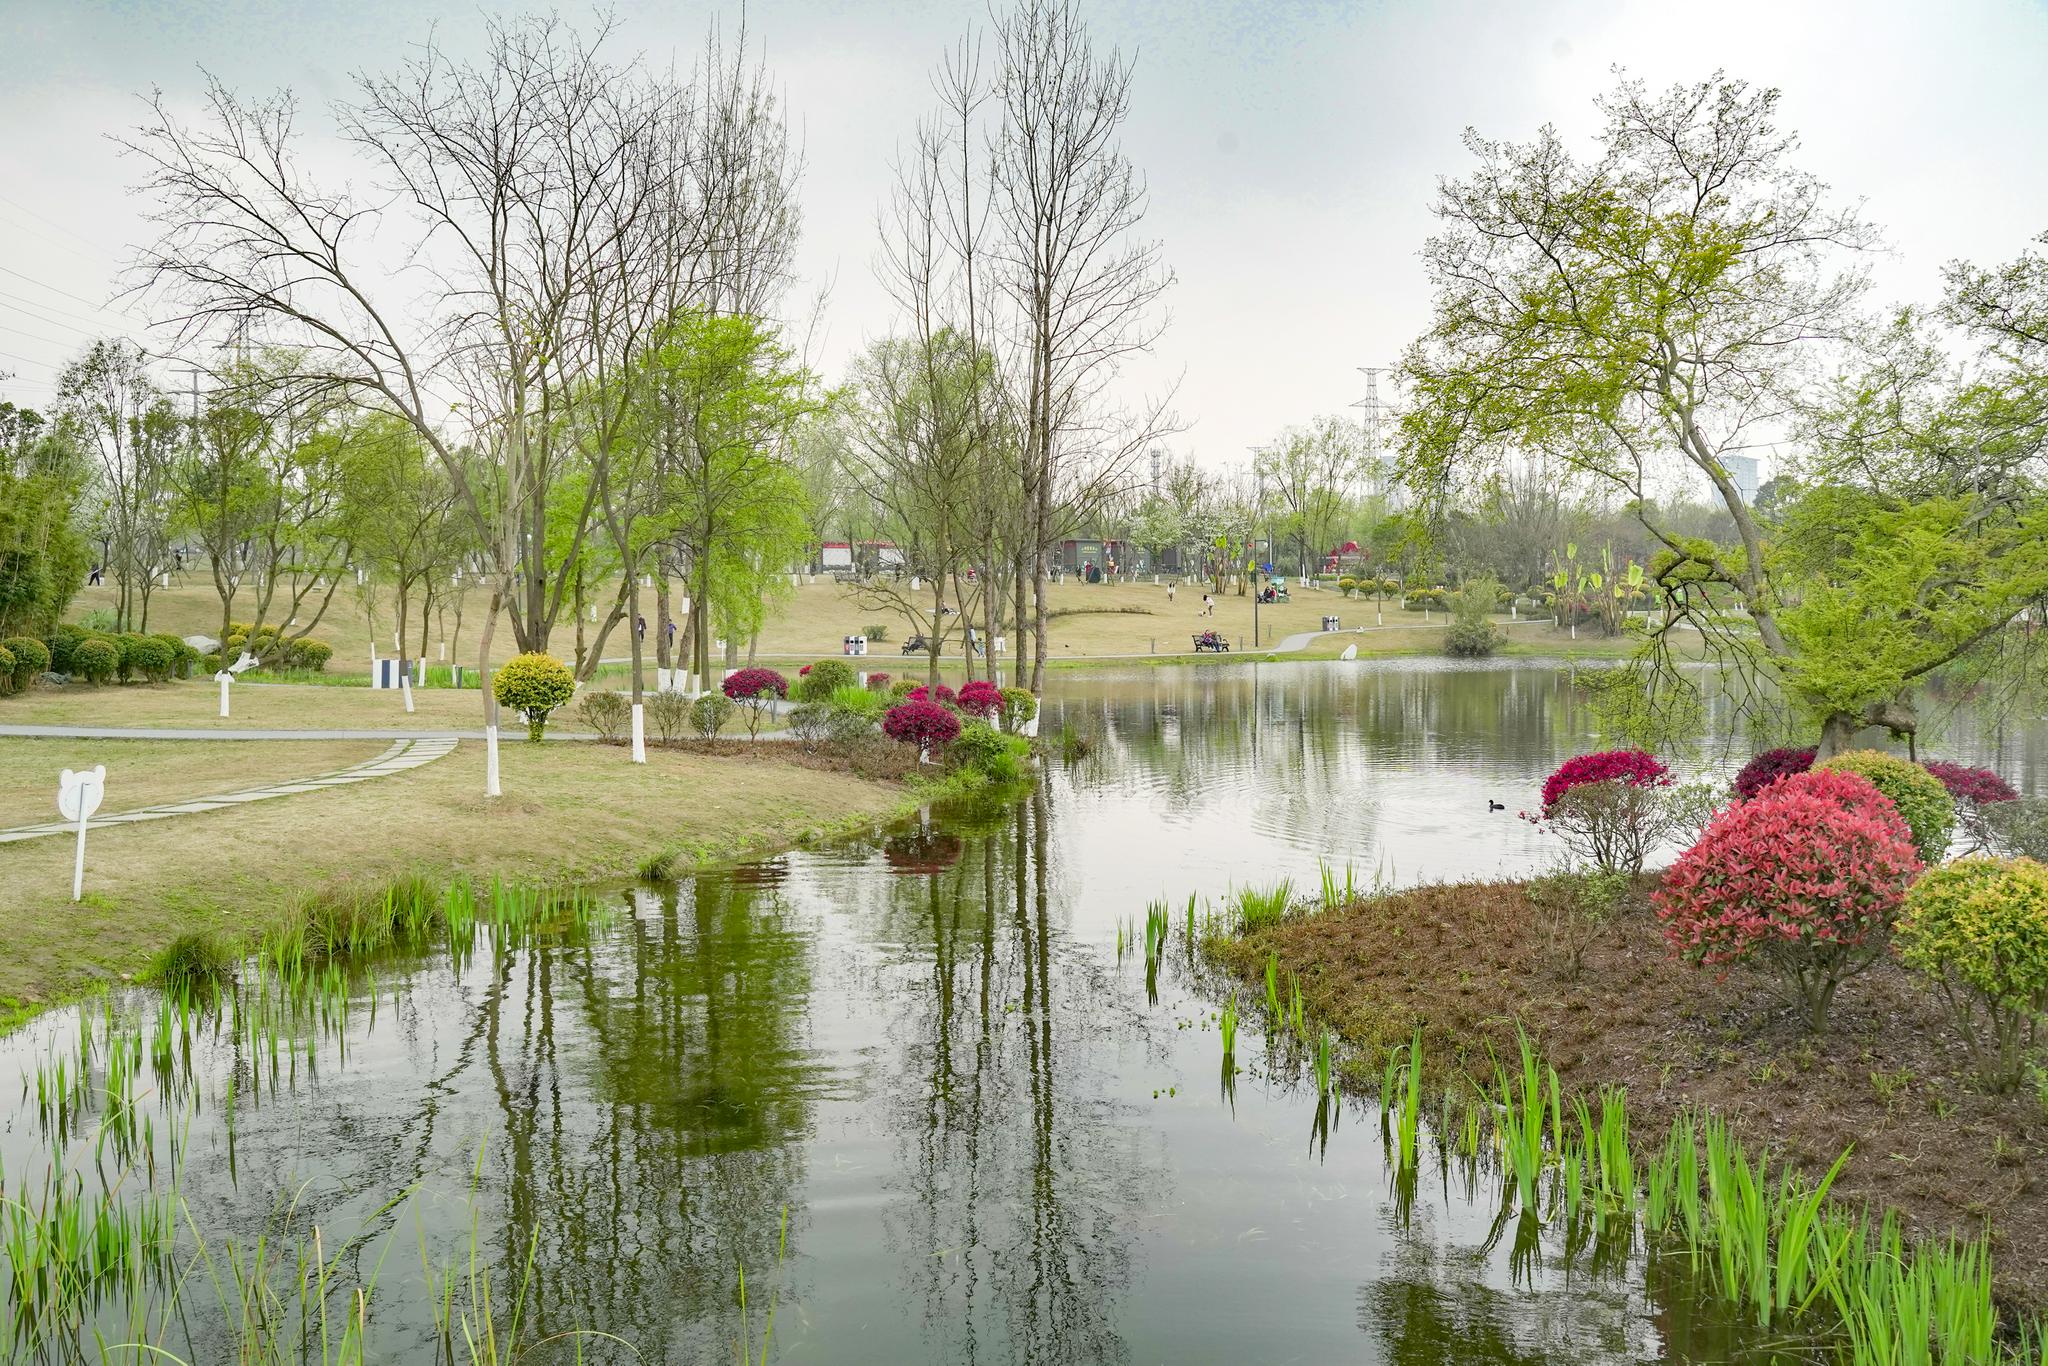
[1398, 72, 2048, 752]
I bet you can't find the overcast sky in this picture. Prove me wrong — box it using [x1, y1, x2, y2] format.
[3, 0, 2045, 469]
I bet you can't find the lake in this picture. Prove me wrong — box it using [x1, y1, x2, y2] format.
[4, 658, 2043, 1363]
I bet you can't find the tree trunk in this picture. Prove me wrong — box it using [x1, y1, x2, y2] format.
[479, 586, 504, 797]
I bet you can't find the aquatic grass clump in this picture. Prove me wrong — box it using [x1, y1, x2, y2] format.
[1231, 879, 1294, 932]
[147, 931, 236, 998]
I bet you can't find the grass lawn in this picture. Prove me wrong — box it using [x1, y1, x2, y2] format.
[1, 678, 530, 732]
[0, 738, 387, 826]
[0, 736, 926, 1026]
[68, 577, 1648, 670]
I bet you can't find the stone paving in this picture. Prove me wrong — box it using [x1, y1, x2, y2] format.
[0, 737, 458, 844]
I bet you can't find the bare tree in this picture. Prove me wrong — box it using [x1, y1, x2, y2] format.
[989, 0, 1174, 690]
[127, 14, 795, 791]
[57, 340, 178, 630]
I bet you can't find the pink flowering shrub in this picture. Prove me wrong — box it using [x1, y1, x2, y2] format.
[1732, 746, 1816, 799]
[1540, 749, 1669, 810]
[883, 699, 962, 753]
[866, 672, 891, 691]
[905, 683, 959, 707]
[1654, 769, 1922, 1030]
[956, 680, 1004, 719]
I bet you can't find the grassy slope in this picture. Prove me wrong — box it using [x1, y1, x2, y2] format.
[0, 738, 928, 1026]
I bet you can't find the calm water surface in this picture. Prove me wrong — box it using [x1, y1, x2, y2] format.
[5, 659, 2045, 1363]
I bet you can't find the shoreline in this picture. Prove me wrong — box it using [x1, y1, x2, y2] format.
[0, 738, 992, 1036]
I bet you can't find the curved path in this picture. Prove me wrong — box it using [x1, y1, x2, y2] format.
[0, 736, 458, 844]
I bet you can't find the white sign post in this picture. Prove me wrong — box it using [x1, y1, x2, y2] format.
[215, 650, 259, 718]
[57, 766, 105, 902]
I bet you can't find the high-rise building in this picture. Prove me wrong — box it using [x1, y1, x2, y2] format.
[1721, 454, 1760, 505]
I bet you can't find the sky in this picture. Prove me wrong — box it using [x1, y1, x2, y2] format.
[3, 0, 2046, 471]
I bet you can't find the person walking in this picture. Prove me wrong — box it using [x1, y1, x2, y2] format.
[1166, 581, 1176, 604]
[1201, 592, 1214, 617]
[88, 565, 102, 586]
[635, 614, 646, 641]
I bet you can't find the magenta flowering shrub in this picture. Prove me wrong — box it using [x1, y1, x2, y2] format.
[722, 667, 788, 701]
[956, 680, 1004, 719]
[1925, 760, 2019, 853]
[866, 672, 891, 690]
[1732, 746, 1816, 799]
[883, 699, 962, 752]
[1922, 761, 2017, 807]
[721, 667, 788, 739]
[905, 683, 959, 707]
[1540, 749, 1670, 811]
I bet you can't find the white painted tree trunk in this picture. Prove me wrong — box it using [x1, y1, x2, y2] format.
[486, 724, 501, 797]
[631, 702, 646, 763]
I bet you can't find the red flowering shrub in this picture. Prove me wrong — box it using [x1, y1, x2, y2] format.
[1732, 746, 1816, 799]
[866, 672, 891, 691]
[1540, 749, 1669, 810]
[721, 667, 787, 739]
[883, 699, 962, 754]
[798, 664, 812, 676]
[721, 667, 787, 701]
[956, 680, 1004, 719]
[1923, 760, 2018, 854]
[1654, 770, 1922, 1030]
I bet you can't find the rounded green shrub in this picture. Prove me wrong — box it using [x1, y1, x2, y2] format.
[949, 721, 1012, 776]
[888, 678, 920, 702]
[492, 652, 576, 741]
[1895, 857, 2048, 1091]
[577, 689, 631, 742]
[73, 637, 119, 685]
[285, 637, 334, 672]
[2, 636, 49, 691]
[797, 657, 856, 702]
[689, 692, 736, 740]
[1815, 749, 1956, 865]
[0, 643, 13, 693]
[47, 624, 89, 675]
[126, 635, 176, 684]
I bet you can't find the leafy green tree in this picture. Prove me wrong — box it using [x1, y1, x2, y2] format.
[1399, 72, 2048, 752]
[0, 400, 91, 636]
[642, 312, 818, 683]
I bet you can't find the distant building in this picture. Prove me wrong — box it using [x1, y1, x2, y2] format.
[1722, 455, 1760, 505]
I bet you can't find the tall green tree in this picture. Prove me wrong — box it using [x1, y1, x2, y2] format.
[642, 312, 817, 682]
[0, 400, 91, 636]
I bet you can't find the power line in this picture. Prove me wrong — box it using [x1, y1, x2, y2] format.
[0, 263, 138, 319]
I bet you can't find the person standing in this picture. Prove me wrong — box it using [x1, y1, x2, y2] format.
[1166, 581, 1176, 604]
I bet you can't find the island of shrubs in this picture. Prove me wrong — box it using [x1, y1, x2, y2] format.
[1526, 740, 2048, 1090]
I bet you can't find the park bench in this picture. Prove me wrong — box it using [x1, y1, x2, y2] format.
[1192, 632, 1230, 653]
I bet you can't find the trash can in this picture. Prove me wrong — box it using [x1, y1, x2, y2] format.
[843, 634, 868, 656]
[1322, 615, 1341, 632]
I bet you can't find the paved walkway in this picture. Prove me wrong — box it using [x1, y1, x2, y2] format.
[0, 737, 458, 844]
